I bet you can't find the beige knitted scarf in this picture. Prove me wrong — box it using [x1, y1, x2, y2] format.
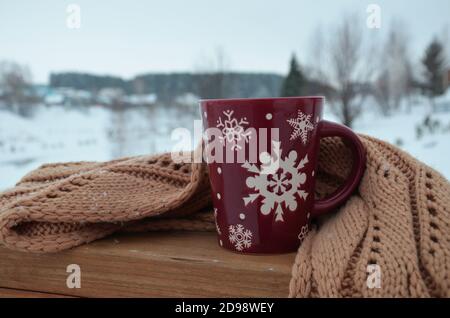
[0, 135, 449, 297]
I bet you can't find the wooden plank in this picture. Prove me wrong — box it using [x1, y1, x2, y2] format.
[0, 287, 74, 298]
[0, 231, 295, 297]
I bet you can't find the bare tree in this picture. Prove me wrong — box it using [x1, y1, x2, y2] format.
[308, 15, 377, 127]
[440, 24, 450, 65]
[0, 61, 35, 116]
[374, 20, 412, 115]
[308, 25, 327, 80]
[195, 47, 231, 99]
[132, 77, 146, 95]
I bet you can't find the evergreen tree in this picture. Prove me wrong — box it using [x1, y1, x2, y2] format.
[280, 54, 306, 97]
[422, 39, 447, 98]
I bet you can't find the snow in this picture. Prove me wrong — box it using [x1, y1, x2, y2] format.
[0, 104, 194, 190]
[434, 90, 450, 113]
[323, 100, 450, 180]
[0, 101, 449, 191]
[435, 89, 450, 103]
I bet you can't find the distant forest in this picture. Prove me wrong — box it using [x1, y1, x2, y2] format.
[49, 72, 285, 102]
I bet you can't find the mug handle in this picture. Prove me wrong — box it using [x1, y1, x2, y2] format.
[312, 120, 366, 217]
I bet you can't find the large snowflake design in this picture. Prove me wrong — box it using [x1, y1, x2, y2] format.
[214, 208, 222, 235]
[298, 224, 309, 243]
[216, 110, 252, 150]
[242, 141, 309, 222]
[228, 224, 253, 251]
[287, 110, 314, 144]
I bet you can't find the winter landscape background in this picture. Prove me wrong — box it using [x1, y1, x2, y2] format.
[1, 0, 450, 190]
[1, 94, 450, 191]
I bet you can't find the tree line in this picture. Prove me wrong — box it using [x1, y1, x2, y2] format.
[48, 72, 285, 102]
[1, 15, 448, 126]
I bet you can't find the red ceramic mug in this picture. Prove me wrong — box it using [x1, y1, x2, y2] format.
[200, 96, 365, 254]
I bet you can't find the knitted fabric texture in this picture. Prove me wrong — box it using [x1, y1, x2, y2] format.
[0, 135, 449, 297]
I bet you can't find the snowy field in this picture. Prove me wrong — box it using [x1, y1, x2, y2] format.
[0, 100, 449, 190]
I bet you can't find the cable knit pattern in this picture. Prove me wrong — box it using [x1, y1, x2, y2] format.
[0, 135, 449, 297]
[289, 135, 450, 298]
[0, 154, 212, 253]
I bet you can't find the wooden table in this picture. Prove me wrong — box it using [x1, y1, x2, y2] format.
[0, 231, 295, 297]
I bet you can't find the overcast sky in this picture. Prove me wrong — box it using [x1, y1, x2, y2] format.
[1, 0, 449, 83]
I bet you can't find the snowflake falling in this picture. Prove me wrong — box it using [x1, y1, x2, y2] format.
[287, 110, 314, 144]
[216, 110, 252, 150]
[228, 224, 253, 251]
[298, 224, 309, 242]
[242, 141, 309, 222]
[214, 208, 221, 235]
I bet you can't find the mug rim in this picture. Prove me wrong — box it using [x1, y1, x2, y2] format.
[199, 95, 325, 103]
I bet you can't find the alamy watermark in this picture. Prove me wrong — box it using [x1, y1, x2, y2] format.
[366, 264, 381, 289]
[66, 264, 81, 288]
[366, 4, 381, 29]
[170, 119, 281, 174]
[66, 4, 81, 29]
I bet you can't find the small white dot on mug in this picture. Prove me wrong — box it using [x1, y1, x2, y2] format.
[265, 113, 273, 120]
[307, 212, 311, 219]
[217, 167, 222, 174]
[260, 152, 271, 164]
[217, 193, 221, 200]
[219, 240, 223, 246]
[239, 213, 245, 220]
[312, 170, 315, 177]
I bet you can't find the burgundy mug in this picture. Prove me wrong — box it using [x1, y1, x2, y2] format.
[200, 96, 366, 254]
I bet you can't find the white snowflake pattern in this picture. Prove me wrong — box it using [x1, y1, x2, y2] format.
[298, 224, 309, 242]
[228, 224, 253, 251]
[287, 110, 314, 144]
[217, 110, 252, 150]
[242, 141, 309, 222]
[214, 208, 221, 235]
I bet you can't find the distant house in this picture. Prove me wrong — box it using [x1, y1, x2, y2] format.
[44, 92, 65, 105]
[122, 94, 157, 106]
[33, 84, 52, 99]
[97, 88, 124, 105]
[42, 87, 92, 106]
[175, 92, 199, 106]
[58, 87, 93, 105]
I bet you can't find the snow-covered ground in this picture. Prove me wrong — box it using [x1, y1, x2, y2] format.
[0, 100, 449, 190]
[352, 106, 450, 178]
[0, 104, 197, 190]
